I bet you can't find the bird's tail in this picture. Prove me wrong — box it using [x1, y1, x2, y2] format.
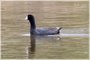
[58, 27, 62, 30]
[57, 27, 62, 34]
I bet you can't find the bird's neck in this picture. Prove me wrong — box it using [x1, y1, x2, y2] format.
[29, 19, 36, 29]
[29, 19, 36, 35]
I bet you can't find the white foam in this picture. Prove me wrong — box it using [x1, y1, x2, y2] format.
[22, 33, 89, 38]
[60, 34, 89, 37]
[22, 34, 30, 36]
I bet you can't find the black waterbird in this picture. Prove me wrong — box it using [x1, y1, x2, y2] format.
[25, 14, 62, 35]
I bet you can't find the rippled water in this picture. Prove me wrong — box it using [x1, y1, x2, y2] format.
[1, 1, 89, 59]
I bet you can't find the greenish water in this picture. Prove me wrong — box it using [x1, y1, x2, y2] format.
[1, 1, 89, 59]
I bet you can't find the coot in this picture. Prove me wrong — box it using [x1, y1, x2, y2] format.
[25, 14, 62, 35]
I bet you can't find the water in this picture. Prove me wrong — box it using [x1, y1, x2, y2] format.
[1, 1, 89, 59]
[22, 33, 89, 59]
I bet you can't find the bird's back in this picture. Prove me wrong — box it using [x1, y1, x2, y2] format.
[35, 27, 61, 35]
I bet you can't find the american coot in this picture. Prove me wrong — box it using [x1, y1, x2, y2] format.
[25, 14, 62, 35]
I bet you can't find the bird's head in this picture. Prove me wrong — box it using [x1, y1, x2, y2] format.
[25, 14, 34, 21]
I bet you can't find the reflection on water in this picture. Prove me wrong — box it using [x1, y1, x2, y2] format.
[30, 35, 36, 54]
[28, 34, 36, 58]
[27, 33, 88, 59]
[28, 34, 61, 59]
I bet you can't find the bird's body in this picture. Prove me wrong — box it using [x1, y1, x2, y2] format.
[25, 14, 62, 35]
[31, 27, 62, 35]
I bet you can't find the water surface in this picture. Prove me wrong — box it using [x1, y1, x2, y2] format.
[1, 1, 89, 59]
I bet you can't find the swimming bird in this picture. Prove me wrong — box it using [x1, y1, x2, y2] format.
[25, 14, 62, 35]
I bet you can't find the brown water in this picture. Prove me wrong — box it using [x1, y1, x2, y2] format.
[1, 1, 89, 59]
